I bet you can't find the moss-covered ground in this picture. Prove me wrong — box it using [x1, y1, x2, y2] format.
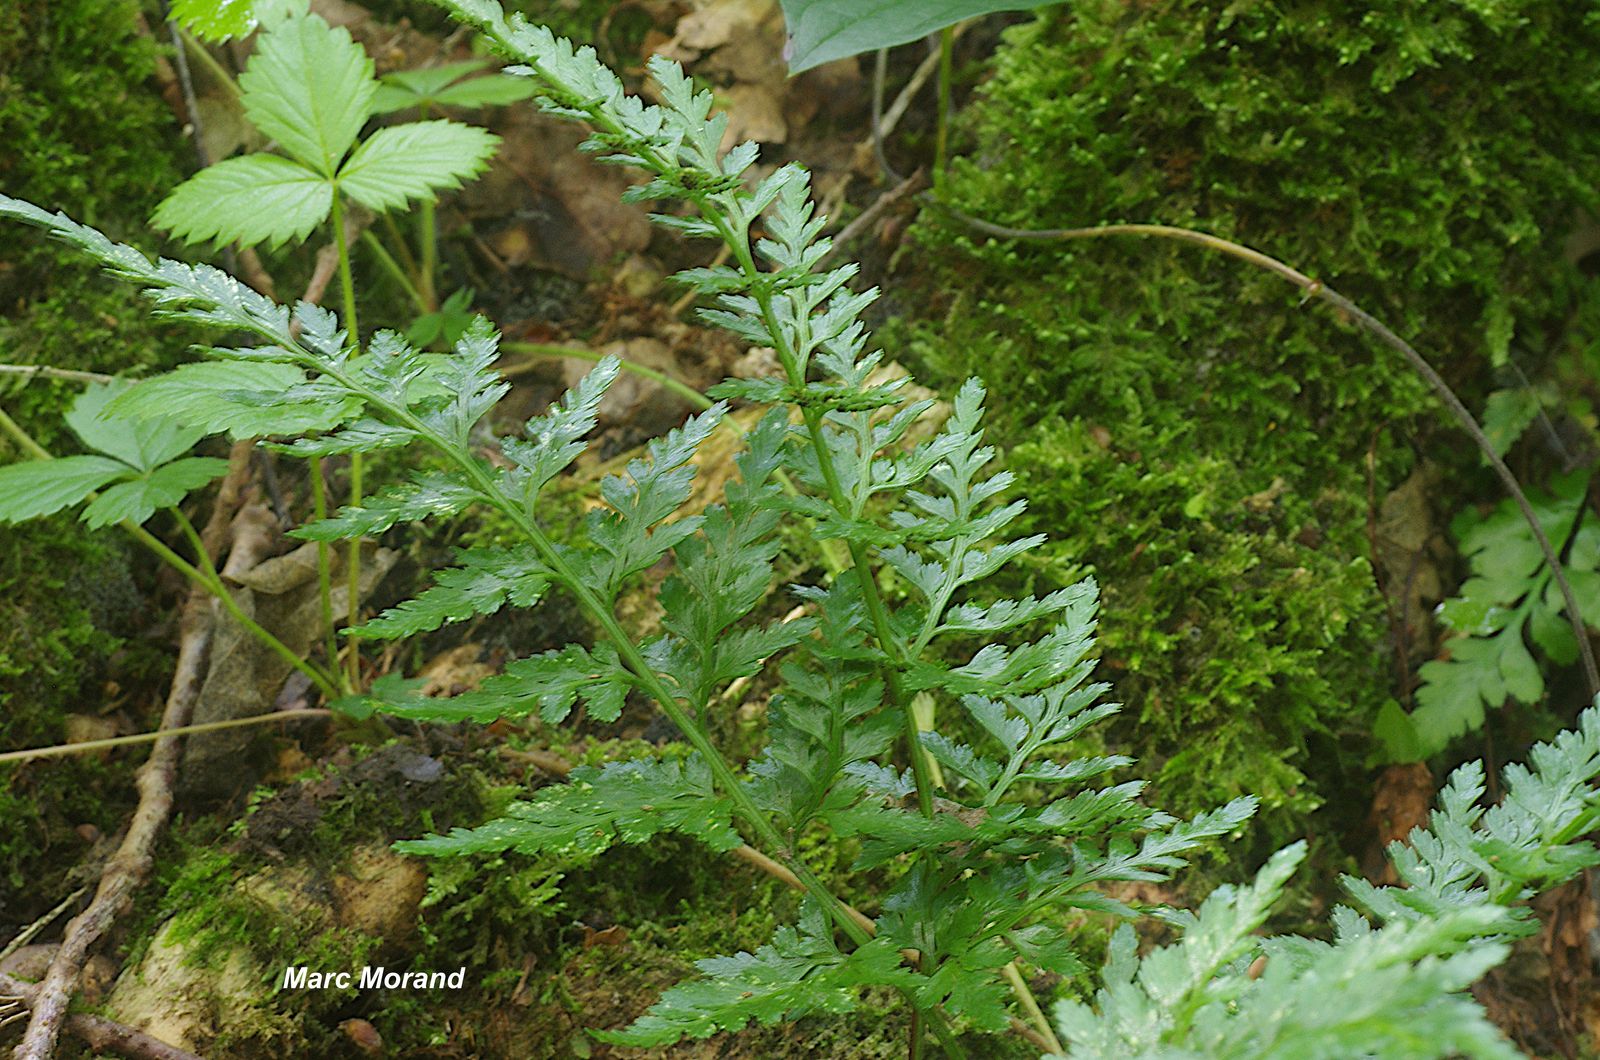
[892, 0, 1600, 876]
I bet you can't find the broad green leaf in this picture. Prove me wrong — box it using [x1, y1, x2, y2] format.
[81, 457, 231, 529]
[370, 60, 534, 113]
[431, 74, 537, 109]
[152, 154, 331, 249]
[170, 0, 309, 41]
[778, 0, 1058, 74]
[1372, 700, 1426, 763]
[238, 14, 376, 174]
[1411, 641, 1500, 755]
[106, 361, 358, 439]
[370, 83, 426, 116]
[376, 59, 491, 103]
[337, 121, 500, 214]
[0, 456, 132, 524]
[65, 382, 205, 472]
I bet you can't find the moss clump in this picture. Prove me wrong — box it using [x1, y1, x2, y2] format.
[0, 0, 189, 925]
[896, 0, 1600, 858]
[0, 0, 187, 431]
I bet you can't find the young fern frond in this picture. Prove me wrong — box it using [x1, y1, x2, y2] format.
[1054, 705, 1600, 1059]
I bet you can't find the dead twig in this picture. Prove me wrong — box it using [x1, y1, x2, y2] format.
[9, 441, 259, 1057]
[0, 972, 201, 1060]
[820, 168, 929, 267]
[0, 366, 117, 385]
[11, 593, 214, 1060]
[0, 891, 85, 970]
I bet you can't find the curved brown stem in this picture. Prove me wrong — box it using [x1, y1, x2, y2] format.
[933, 206, 1600, 701]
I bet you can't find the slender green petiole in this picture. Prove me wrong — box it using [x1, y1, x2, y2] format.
[166, 507, 341, 700]
[934, 25, 954, 188]
[360, 229, 430, 314]
[308, 455, 340, 685]
[330, 192, 364, 689]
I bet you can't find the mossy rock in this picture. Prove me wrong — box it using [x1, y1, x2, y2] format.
[895, 0, 1600, 858]
[0, 0, 189, 923]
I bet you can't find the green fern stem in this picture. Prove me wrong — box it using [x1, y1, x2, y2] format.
[330, 191, 365, 689]
[360, 229, 429, 314]
[713, 210, 940, 820]
[308, 455, 340, 686]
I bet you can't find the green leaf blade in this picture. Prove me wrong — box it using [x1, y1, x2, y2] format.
[779, 0, 1058, 73]
[238, 14, 377, 174]
[106, 361, 359, 439]
[151, 154, 332, 249]
[337, 121, 500, 215]
[0, 456, 132, 525]
[65, 381, 206, 471]
[80, 457, 231, 529]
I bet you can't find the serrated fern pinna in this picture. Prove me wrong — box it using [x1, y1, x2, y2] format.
[8, 1, 1600, 1055]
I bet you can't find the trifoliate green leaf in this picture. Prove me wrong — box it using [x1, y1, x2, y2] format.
[0, 456, 131, 524]
[81, 457, 231, 529]
[151, 154, 331, 249]
[337, 121, 500, 214]
[238, 14, 376, 175]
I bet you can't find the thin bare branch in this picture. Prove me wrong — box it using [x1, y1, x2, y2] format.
[931, 206, 1600, 701]
[0, 972, 202, 1060]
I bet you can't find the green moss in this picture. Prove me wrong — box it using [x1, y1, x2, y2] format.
[897, 0, 1600, 859]
[0, 0, 189, 921]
